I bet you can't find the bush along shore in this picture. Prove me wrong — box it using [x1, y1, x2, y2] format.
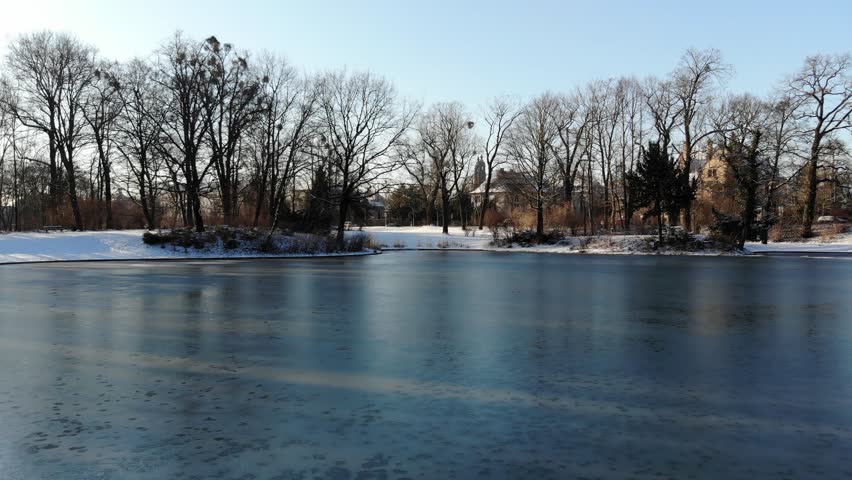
[142, 227, 378, 256]
[486, 225, 740, 254]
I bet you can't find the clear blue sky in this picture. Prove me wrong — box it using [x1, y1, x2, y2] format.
[2, 0, 851, 108]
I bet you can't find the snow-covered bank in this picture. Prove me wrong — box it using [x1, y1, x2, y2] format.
[3, 227, 849, 265]
[357, 226, 732, 255]
[356, 226, 490, 250]
[0, 230, 375, 264]
[360, 226, 852, 257]
[745, 232, 852, 255]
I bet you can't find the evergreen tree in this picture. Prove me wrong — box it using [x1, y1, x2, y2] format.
[626, 141, 694, 244]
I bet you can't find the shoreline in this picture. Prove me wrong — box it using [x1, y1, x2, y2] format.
[0, 250, 380, 266]
[9, 248, 852, 267]
[2, 227, 850, 266]
[380, 247, 852, 258]
[377, 246, 747, 257]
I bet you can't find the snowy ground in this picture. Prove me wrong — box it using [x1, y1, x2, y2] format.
[360, 226, 727, 255]
[358, 226, 490, 249]
[0, 230, 372, 264]
[361, 226, 852, 256]
[2, 227, 850, 264]
[745, 232, 852, 254]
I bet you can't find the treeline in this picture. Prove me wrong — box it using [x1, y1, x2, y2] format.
[0, 31, 413, 248]
[0, 32, 849, 244]
[390, 50, 851, 242]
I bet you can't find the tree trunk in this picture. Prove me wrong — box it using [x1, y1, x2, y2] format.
[683, 200, 692, 232]
[191, 190, 205, 233]
[427, 183, 440, 226]
[220, 172, 233, 226]
[587, 165, 595, 234]
[104, 167, 113, 229]
[802, 142, 820, 237]
[478, 170, 493, 230]
[67, 172, 83, 231]
[12, 128, 19, 231]
[440, 176, 450, 234]
[254, 172, 267, 227]
[458, 195, 466, 230]
[563, 174, 573, 203]
[681, 127, 693, 231]
[760, 191, 774, 245]
[189, 177, 204, 232]
[59, 145, 83, 231]
[536, 196, 544, 240]
[740, 190, 756, 249]
[187, 152, 205, 233]
[424, 200, 433, 227]
[336, 195, 350, 250]
[139, 182, 154, 230]
[48, 136, 60, 223]
[94, 134, 113, 230]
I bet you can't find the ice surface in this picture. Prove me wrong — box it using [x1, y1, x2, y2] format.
[0, 252, 850, 479]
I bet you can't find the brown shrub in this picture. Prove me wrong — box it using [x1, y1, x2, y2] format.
[816, 223, 848, 240]
[768, 223, 804, 242]
[482, 208, 506, 228]
[507, 208, 536, 230]
[546, 204, 570, 229]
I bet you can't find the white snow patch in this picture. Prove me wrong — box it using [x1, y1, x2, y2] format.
[0, 230, 372, 264]
[5, 227, 848, 265]
[745, 232, 852, 254]
[355, 226, 490, 250]
[355, 227, 733, 256]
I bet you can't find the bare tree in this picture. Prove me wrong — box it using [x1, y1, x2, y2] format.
[317, 71, 414, 247]
[759, 93, 805, 242]
[587, 80, 622, 231]
[551, 91, 590, 209]
[153, 32, 212, 232]
[266, 75, 319, 237]
[0, 82, 21, 231]
[84, 61, 123, 229]
[786, 54, 852, 237]
[671, 48, 731, 230]
[506, 93, 561, 239]
[0, 109, 14, 230]
[616, 77, 645, 231]
[644, 77, 681, 154]
[418, 102, 473, 233]
[3, 32, 62, 222]
[449, 128, 478, 229]
[202, 36, 264, 226]
[400, 140, 438, 226]
[114, 59, 165, 229]
[5, 31, 95, 230]
[478, 96, 520, 229]
[248, 54, 297, 226]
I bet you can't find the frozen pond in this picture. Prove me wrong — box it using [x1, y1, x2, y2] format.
[0, 252, 851, 479]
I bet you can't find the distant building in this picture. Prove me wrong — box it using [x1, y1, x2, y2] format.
[470, 168, 528, 214]
[687, 140, 770, 231]
[693, 141, 735, 207]
[472, 157, 486, 189]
